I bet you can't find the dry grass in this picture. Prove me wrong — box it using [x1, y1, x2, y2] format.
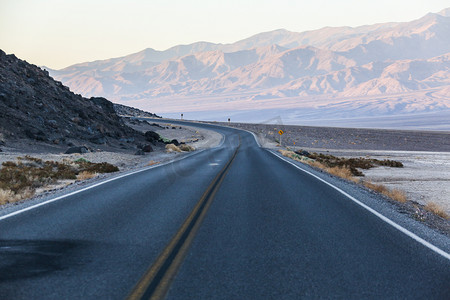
[326, 166, 359, 183]
[363, 181, 407, 203]
[0, 188, 35, 205]
[363, 181, 389, 194]
[76, 171, 98, 181]
[424, 202, 449, 220]
[388, 189, 408, 203]
[166, 144, 182, 152]
[0, 156, 119, 206]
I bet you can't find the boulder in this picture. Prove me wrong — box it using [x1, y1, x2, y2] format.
[142, 144, 153, 152]
[65, 146, 89, 154]
[144, 130, 161, 143]
[171, 139, 180, 146]
[47, 120, 58, 128]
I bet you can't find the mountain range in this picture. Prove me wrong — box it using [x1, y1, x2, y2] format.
[47, 8, 450, 129]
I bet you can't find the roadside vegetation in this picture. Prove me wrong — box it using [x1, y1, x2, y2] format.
[279, 149, 449, 221]
[0, 156, 119, 205]
[165, 143, 195, 153]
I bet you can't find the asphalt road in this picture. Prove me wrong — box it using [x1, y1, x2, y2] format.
[0, 120, 449, 299]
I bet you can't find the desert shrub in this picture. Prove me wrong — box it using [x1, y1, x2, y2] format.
[363, 181, 407, 203]
[424, 202, 449, 219]
[0, 156, 119, 204]
[377, 159, 404, 167]
[166, 144, 182, 152]
[84, 162, 119, 173]
[304, 152, 403, 176]
[74, 160, 119, 173]
[77, 171, 97, 180]
[180, 144, 195, 152]
[74, 157, 90, 163]
[0, 188, 16, 205]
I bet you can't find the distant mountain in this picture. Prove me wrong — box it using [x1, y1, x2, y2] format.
[46, 8, 450, 127]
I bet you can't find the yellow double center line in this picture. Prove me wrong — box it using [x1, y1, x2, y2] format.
[127, 140, 240, 300]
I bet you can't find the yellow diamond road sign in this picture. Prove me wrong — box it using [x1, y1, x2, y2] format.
[278, 130, 284, 135]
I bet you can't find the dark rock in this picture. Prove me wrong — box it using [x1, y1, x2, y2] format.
[144, 130, 161, 143]
[24, 128, 47, 141]
[134, 149, 146, 155]
[295, 150, 310, 156]
[171, 139, 180, 146]
[65, 146, 89, 154]
[0, 148, 2, 152]
[142, 144, 153, 152]
[89, 134, 107, 144]
[119, 137, 135, 143]
[47, 119, 58, 128]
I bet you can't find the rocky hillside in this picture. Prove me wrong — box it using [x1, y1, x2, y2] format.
[0, 49, 147, 152]
[113, 103, 161, 119]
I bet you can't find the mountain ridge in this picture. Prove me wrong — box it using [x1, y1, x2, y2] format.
[46, 8, 450, 126]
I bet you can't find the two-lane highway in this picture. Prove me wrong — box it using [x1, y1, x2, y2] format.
[0, 121, 449, 299]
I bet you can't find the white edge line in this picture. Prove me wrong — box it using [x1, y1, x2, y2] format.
[0, 149, 206, 222]
[268, 150, 450, 261]
[242, 129, 261, 147]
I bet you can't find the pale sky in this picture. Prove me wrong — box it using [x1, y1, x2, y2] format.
[1, 0, 448, 69]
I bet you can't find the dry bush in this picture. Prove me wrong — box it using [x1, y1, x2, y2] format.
[180, 144, 195, 152]
[363, 181, 388, 194]
[0, 156, 118, 203]
[279, 150, 358, 182]
[326, 166, 358, 182]
[305, 152, 403, 176]
[306, 160, 327, 169]
[166, 144, 182, 152]
[76, 171, 97, 181]
[0, 188, 34, 205]
[425, 202, 449, 219]
[278, 150, 309, 163]
[0, 189, 16, 205]
[363, 181, 407, 203]
[387, 189, 407, 203]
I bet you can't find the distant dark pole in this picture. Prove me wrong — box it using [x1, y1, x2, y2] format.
[181, 113, 183, 120]
[228, 118, 230, 124]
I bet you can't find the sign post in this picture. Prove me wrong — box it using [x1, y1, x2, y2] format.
[278, 130, 284, 146]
